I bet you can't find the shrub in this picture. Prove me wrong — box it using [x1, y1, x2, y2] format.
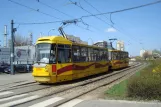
[127, 59, 161, 100]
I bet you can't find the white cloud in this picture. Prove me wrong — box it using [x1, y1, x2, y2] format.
[105, 27, 117, 32]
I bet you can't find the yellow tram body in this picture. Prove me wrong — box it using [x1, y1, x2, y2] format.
[109, 49, 129, 70]
[32, 36, 110, 83]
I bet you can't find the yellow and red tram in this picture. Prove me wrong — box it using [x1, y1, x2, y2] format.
[109, 49, 129, 70]
[32, 36, 110, 83]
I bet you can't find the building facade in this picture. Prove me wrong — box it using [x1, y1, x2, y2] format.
[0, 45, 36, 64]
[116, 41, 124, 51]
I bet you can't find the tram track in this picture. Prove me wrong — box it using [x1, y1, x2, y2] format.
[0, 82, 37, 92]
[23, 63, 141, 97]
[0, 62, 144, 107]
[52, 63, 147, 107]
[0, 63, 137, 95]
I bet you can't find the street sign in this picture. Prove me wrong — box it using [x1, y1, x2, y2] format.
[15, 49, 30, 59]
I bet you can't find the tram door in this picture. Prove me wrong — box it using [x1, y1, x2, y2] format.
[56, 44, 72, 81]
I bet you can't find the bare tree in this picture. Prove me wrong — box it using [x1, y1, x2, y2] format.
[14, 33, 29, 46]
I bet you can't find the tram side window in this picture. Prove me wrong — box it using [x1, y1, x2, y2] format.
[57, 45, 71, 63]
[124, 52, 126, 59]
[80, 47, 88, 62]
[108, 51, 112, 60]
[113, 52, 119, 60]
[126, 52, 129, 58]
[104, 50, 109, 61]
[50, 44, 56, 64]
[88, 48, 94, 62]
[112, 52, 116, 60]
[117, 52, 121, 60]
[120, 52, 123, 60]
[100, 50, 104, 60]
[93, 49, 100, 61]
[73, 46, 81, 62]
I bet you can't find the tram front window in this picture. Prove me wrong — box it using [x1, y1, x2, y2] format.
[36, 43, 51, 63]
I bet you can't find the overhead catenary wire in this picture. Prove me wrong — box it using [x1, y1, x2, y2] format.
[84, 0, 115, 25]
[36, 0, 102, 32]
[81, 0, 161, 18]
[76, 24, 93, 32]
[69, 0, 111, 26]
[37, 0, 74, 18]
[8, 0, 62, 20]
[9, 0, 161, 25]
[10, 0, 161, 26]
[80, 0, 136, 43]
[9, 0, 97, 32]
[81, 0, 159, 44]
[15, 21, 63, 25]
[83, 0, 109, 20]
[9, 0, 161, 43]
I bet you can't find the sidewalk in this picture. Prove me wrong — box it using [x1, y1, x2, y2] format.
[75, 99, 161, 107]
[0, 73, 34, 86]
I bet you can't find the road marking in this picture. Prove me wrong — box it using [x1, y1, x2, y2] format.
[29, 97, 64, 107]
[59, 99, 83, 107]
[0, 94, 28, 102]
[0, 95, 39, 107]
[0, 91, 13, 96]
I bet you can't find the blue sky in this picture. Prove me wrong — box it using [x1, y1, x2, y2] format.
[0, 0, 161, 56]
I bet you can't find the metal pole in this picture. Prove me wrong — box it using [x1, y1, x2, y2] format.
[27, 45, 29, 64]
[11, 20, 14, 75]
[48, 29, 54, 36]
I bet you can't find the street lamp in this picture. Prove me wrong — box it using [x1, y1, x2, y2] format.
[86, 38, 94, 45]
[48, 29, 55, 36]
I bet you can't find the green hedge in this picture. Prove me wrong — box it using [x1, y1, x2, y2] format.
[127, 59, 161, 100]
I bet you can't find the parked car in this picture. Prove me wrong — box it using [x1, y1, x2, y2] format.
[2, 64, 33, 74]
[4, 66, 11, 74]
[0, 64, 10, 73]
[15, 64, 33, 73]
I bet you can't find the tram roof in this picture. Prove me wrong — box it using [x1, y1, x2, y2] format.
[109, 49, 128, 53]
[36, 36, 108, 49]
[36, 36, 72, 44]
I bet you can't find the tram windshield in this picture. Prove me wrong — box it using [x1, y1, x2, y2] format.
[36, 43, 52, 63]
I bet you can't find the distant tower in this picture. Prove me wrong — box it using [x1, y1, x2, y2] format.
[29, 32, 33, 46]
[116, 40, 124, 51]
[4, 25, 8, 47]
[140, 49, 146, 57]
[8, 39, 11, 48]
